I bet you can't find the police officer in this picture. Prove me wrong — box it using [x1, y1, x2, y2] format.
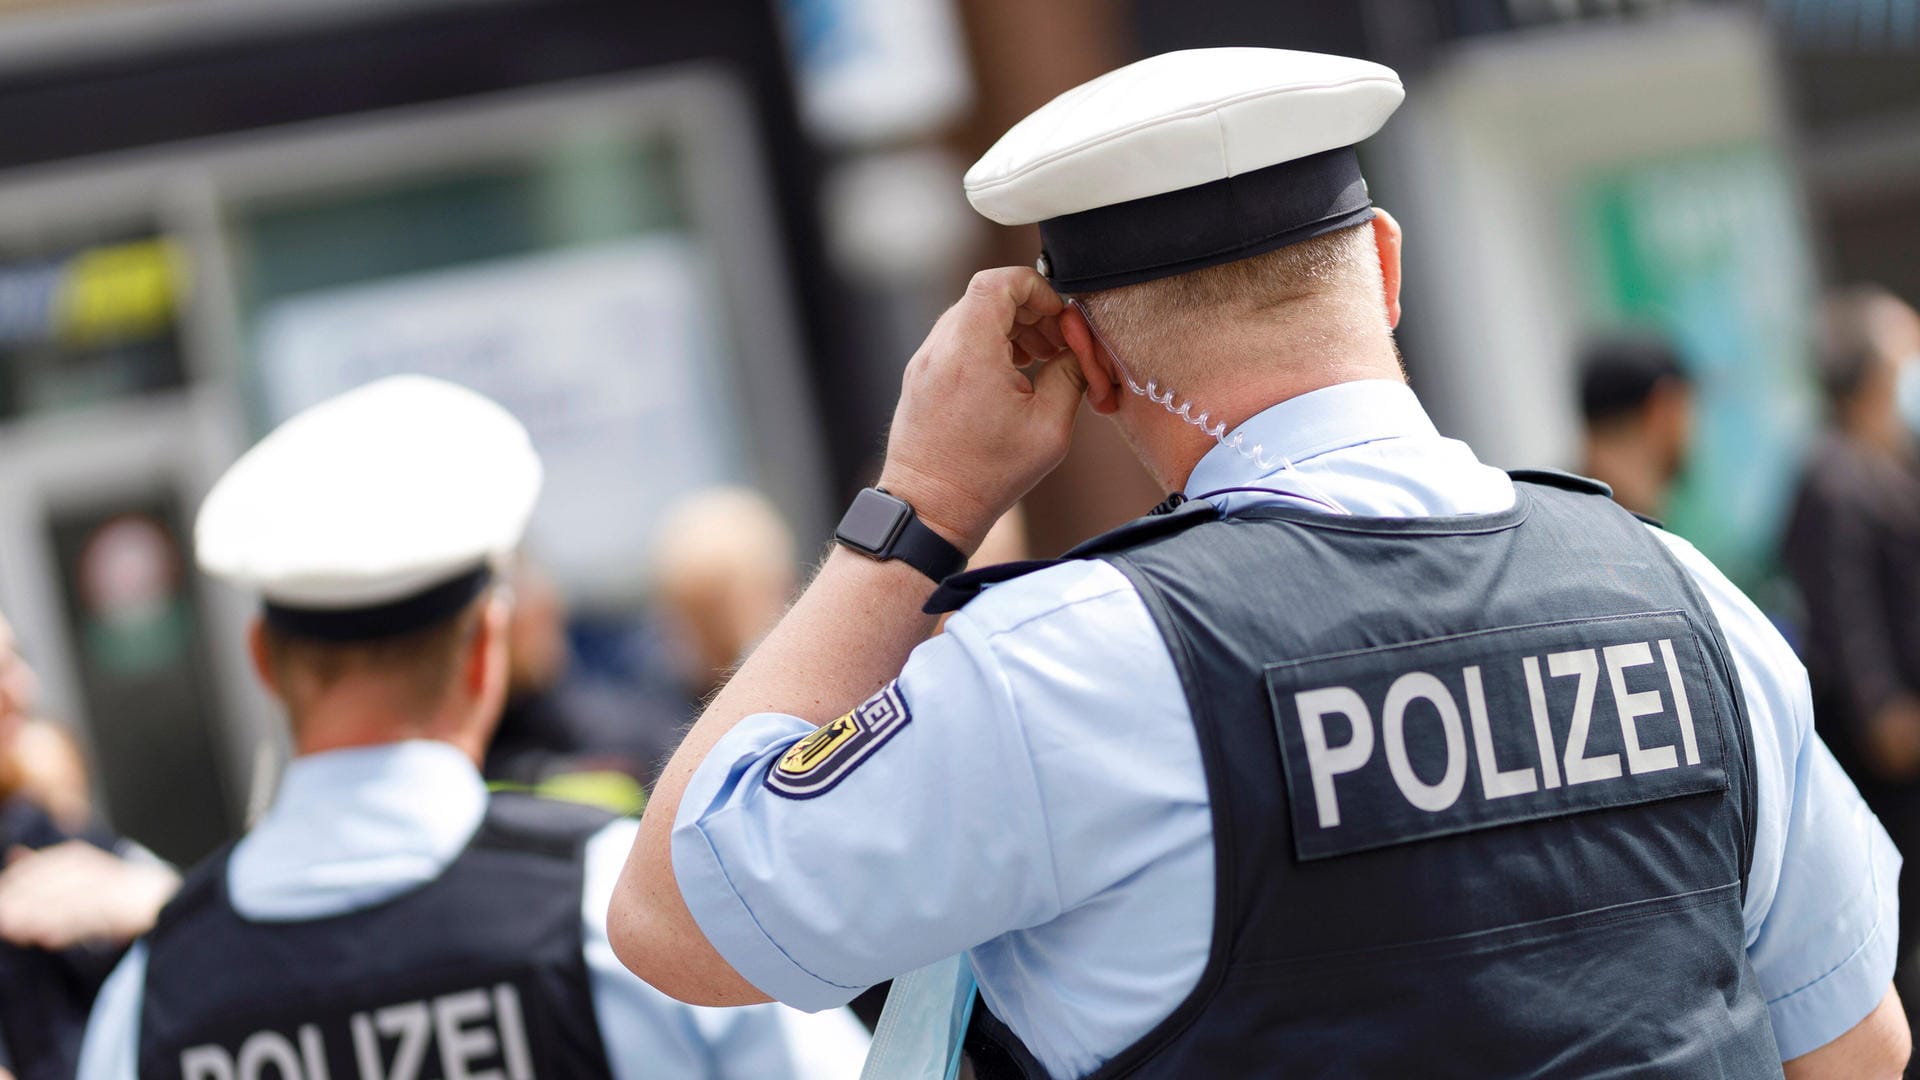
[608, 48, 1910, 1079]
[75, 376, 860, 1079]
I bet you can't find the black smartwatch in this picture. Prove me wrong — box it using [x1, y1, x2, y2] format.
[835, 487, 968, 583]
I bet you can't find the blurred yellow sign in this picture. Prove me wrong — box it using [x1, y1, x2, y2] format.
[54, 239, 185, 346]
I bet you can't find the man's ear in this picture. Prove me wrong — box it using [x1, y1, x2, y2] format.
[465, 597, 509, 699]
[1059, 302, 1122, 415]
[246, 618, 284, 700]
[1372, 207, 1404, 330]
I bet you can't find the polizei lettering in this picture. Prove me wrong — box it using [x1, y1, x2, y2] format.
[179, 982, 534, 1080]
[1267, 611, 1728, 860]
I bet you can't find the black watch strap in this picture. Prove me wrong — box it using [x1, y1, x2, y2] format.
[835, 487, 968, 583]
[887, 510, 968, 583]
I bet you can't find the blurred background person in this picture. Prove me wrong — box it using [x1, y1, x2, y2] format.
[484, 553, 683, 810]
[1577, 334, 1696, 519]
[1781, 285, 1920, 1026]
[1783, 286, 1920, 784]
[1, 717, 97, 837]
[648, 487, 800, 704]
[0, 614, 176, 1080]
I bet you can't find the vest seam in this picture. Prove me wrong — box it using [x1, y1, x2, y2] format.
[1225, 880, 1742, 975]
[1644, 531, 1764, 900]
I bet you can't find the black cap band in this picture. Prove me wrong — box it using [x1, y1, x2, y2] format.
[1039, 146, 1374, 294]
[262, 564, 493, 643]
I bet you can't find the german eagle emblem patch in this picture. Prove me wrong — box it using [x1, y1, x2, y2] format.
[765, 682, 912, 799]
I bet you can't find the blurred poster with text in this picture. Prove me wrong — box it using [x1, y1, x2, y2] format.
[254, 237, 745, 601]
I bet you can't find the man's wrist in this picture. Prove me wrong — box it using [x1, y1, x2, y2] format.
[872, 466, 993, 556]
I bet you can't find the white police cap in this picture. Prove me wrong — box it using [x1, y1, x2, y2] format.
[964, 47, 1404, 293]
[195, 375, 541, 641]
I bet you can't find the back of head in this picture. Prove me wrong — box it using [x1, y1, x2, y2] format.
[648, 487, 796, 690]
[1578, 334, 1689, 429]
[1077, 222, 1390, 389]
[196, 376, 542, 753]
[1819, 285, 1919, 408]
[256, 601, 485, 721]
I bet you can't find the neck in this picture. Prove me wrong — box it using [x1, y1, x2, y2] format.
[290, 686, 483, 765]
[1128, 324, 1404, 492]
[1582, 432, 1670, 518]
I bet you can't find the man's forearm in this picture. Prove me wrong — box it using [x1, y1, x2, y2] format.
[664, 546, 939, 792]
[611, 545, 942, 1002]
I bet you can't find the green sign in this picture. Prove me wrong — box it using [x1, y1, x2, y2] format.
[1580, 145, 1818, 594]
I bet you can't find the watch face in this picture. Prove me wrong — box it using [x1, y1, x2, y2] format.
[838, 489, 910, 554]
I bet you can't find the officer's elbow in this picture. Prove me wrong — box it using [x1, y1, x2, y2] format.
[607, 882, 769, 1007]
[606, 891, 685, 999]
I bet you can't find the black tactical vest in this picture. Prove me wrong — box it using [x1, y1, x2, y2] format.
[950, 473, 1781, 1080]
[138, 793, 617, 1080]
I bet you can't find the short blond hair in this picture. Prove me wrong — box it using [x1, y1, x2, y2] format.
[1078, 223, 1382, 381]
[262, 600, 485, 716]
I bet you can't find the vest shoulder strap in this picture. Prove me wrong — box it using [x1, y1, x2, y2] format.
[1507, 467, 1613, 498]
[924, 499, 1221, 615]
[475, 792, 618, 862]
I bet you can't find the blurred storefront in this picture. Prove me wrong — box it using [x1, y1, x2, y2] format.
[0, 0, 843, 863]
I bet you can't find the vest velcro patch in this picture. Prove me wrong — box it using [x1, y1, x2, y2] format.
[1266, 610, 1728, 861]
[765, 682, 912, 799]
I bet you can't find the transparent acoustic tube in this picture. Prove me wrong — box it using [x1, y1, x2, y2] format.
[1067, 299, 1349, 514]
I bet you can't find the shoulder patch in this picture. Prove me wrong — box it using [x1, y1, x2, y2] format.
[766, 683, 913, 799]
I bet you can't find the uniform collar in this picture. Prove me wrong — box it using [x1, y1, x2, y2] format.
[269, 738, 486, 817]
[1183, 379, 1436, 497]
[229, 739, 488, 919]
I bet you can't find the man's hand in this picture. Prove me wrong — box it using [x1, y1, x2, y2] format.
[878, 267, 1092, 553]
[0, 842, 179, 950]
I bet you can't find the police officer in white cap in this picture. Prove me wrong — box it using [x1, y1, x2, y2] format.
[610, 49, 1908, 1078]
[73, 376, 849, 1079]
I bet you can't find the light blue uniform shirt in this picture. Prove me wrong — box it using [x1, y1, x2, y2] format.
[77, 740, 865, 1080]
[673, 380, 1902, 1079]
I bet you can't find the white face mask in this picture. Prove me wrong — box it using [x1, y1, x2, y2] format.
[858, 954, 976, 1080]
[1897, 355, 1920, 437]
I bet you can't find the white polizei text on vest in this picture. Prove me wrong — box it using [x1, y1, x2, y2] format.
[177, 981, 534, 1080]
[1295, 638, 1702, 828]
